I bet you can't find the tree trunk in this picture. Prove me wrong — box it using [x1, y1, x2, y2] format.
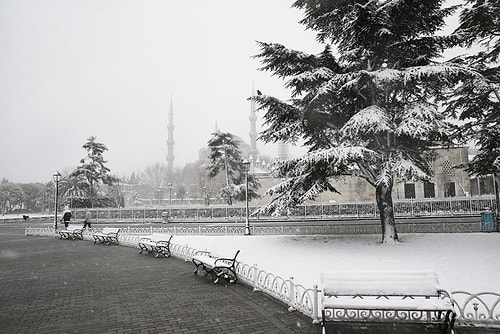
[376, 177, 399, 243]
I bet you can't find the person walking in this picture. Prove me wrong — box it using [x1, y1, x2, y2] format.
[61, 206, 72, 228]
[83, 210, 92, 229]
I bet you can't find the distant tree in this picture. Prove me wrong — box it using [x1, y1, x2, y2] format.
[447, 0, 500, 176]
[100, 175, 125, 208]
[70, 136, 117, 208]
[176, 184, 187, 201]
[59, 173, 87, 208]
[18, 183, 45, 211]
[252, 0, 485, 242]
[140, 163, 169, 192]
[42, 181, 53, 212]
[0, 182, 24, 213]
[207, 132, 259, 205]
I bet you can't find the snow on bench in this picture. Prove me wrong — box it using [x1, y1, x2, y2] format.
[58, 225, 83, 240]
[192, 249, 240, 284]
[320, 271, 457, 333]
[92, 227, 120, 245]
[138, 233, 173, 258]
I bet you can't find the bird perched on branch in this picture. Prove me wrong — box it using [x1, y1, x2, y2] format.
[256, 90, 262, 96]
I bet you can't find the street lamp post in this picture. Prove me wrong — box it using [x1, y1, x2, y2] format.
[53, 171, 61, 230]
[242, 159, 251, 235]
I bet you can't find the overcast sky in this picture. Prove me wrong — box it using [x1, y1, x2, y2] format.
[0, 0, 323, 183]
[1, 1, 465, 184]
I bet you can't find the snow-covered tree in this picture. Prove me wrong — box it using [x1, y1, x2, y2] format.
[446, 0, 500, 224]
[207, 132, 259, 205]
[70, 136, 117, 208]
[253, 0, 484, 242]
[447, 0, 499, 176]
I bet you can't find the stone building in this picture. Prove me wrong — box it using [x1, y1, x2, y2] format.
[253, 146, 478, 204]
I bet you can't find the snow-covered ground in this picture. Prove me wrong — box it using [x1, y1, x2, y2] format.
[174, 233, 500, 293]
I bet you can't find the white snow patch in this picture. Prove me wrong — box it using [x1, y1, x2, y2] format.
[174, 233, 500, 293]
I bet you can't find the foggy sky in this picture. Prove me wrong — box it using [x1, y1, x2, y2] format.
[0, 0, 321, 183]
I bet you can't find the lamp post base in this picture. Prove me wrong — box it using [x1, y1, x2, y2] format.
[244, 226, 251, 235]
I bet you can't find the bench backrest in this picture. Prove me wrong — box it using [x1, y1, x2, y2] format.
[321, 271, 441, 297]
[101, 227, 120, 235]
[150, 233, 172, 242]
[230, 249, 240, 261]
[216, 249, 239, 261]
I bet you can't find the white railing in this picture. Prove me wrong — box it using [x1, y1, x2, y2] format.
[30, 195, 493, 222]
[25, 227, 500, 327]
[452, 291, 500, 327]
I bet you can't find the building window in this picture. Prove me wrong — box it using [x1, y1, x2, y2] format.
[404, 183, 416, 199]
[442, 160, 454, 176]
[424, 182, 435, 198]
[444, 181, 456, 197]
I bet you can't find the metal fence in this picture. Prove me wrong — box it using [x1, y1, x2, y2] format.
[66, 196, 497, 223]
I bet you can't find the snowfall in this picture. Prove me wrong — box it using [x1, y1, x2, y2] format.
[173, 233, 500, 293]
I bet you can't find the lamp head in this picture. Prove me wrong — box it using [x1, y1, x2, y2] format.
[242, 159, 251, 173]
[53, 171, 61, 182]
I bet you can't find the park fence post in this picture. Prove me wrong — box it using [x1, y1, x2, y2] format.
[252, 265, 259, 292]
[288, 277, 296, 312]
[312, 284, 321, 324]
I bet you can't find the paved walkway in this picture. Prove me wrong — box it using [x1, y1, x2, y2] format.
[0, 229, 499, 333]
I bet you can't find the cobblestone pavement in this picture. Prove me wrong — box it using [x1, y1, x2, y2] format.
[0, 228, 499, 334]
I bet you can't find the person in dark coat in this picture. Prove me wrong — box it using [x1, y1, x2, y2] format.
[61, 207, 72, 228]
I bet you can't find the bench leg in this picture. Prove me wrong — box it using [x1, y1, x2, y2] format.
[193, 262, 212, 278]
[107, 237, 118, 245]
[192, 260, 202, 274]
[212, 268, 236, 284]
[448, 311, 456, 333]
[155, 246, 170, 258]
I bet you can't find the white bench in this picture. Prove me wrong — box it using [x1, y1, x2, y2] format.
[58, 225, 83, 240]
[320, 271, 457, 333]
[138, 233, 173, 258]
[192, 250, 240, 284]
[92, 227, 120, 245]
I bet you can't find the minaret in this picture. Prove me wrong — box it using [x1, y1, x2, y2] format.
[249, 83, 258, 159]
[166, 96, 175, 180]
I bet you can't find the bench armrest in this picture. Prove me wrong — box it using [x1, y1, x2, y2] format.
[438, 288, 458, 311]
